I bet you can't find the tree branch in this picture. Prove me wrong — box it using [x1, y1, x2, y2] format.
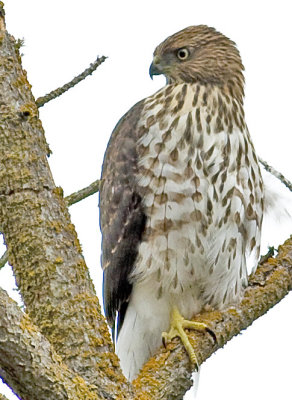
[0, 180, 100, 270]
[0, 9, 130, 399]
[0, 287, 100, 400]
[65, 179, 100, 206]
[259, 157, 292, 192]
[35, 56, 107, 108]
[133, 237, 292, 399]
[0, 250, 8, 270]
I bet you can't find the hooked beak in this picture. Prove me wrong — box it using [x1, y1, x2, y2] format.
[149, 56, 163, 79]
[149, 62, 162, 79]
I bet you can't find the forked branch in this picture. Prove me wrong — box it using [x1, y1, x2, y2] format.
[0, 3, 291, 400]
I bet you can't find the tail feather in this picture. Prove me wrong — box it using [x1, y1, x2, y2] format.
[183, 371, 201, 399]
[116, 286, 170, 381]
[116, 303, 162, 380]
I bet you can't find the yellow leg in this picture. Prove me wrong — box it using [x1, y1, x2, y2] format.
[162, 306, 216, 370]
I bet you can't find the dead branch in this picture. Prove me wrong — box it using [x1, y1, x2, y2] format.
[36, 56, 107, 108]
[65, 179, 100, 206]
[0, 250, 7, 270]
[259, 157, 292, 192]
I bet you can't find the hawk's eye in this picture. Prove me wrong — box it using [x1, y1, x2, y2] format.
[176, 48, 190, 61]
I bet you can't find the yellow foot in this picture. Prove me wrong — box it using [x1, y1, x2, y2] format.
[162, 306, 217, 370]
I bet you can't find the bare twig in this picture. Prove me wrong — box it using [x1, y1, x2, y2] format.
[35, 56, 107, 108]
[65, 179, 100, 206]
[259, 157, 292, 192]
[0, 250, 8, 270]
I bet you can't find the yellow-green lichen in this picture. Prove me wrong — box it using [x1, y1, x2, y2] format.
[20, 313, 38, 334]
[50, 220, 63, 234]
[19, 102, 38, 118]
[12, 74, 32, 91]
[53, 186, 64, 199]
[69, 375, 99, 400]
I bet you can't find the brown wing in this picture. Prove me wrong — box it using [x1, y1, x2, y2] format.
[99, 100, 146, 335]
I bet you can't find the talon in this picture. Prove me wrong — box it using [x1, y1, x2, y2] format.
[162, 306, 215, 371]
[205, 327, 217, 344]
[162, 334, 167, 348]
[259, 246, 275, 264]
[193, 359, 199, 372]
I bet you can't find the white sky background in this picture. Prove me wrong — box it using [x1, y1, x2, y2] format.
[1, 1, 292, 399]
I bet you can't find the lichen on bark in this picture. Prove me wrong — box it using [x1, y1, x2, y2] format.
[0, 5, 130, 399]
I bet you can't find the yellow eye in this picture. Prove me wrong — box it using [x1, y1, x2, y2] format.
[176, 48, 190, 60]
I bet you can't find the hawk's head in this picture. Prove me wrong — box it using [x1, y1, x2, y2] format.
[150, 25, 244, 96]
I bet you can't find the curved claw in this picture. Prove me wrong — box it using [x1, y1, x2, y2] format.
[161, 307, 217, 372]
[205, 327, 217, 344]
[162, 334, 167, 348]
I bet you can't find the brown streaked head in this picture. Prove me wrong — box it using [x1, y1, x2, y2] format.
[149, 25, 245, 99]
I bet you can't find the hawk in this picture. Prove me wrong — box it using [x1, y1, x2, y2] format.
[99, 25, 264, 381]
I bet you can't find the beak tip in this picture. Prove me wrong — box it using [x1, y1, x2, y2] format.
[149, 61, 161, 80]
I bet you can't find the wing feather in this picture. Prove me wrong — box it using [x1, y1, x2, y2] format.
[99, 100, 146, 335]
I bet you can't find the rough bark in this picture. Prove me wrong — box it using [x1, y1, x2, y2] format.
[0, 4, 130, 399]
[0, 287, 99, 400]
[0, 3, 291, 400]
[0, 180, 101, 270]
